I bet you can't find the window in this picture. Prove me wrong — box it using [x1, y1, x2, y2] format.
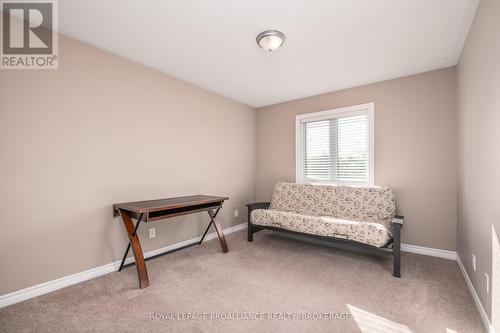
[295, 103, 374, 185]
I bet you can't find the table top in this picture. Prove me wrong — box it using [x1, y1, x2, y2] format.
[113, 195, 229, 214]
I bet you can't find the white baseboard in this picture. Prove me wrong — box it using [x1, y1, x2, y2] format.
[0, 222, 247, 309]
[0, 260, 120, 310]
[401, 243, 457, 260]
[457, 255, 495, 333]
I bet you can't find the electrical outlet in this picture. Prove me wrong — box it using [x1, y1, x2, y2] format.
[234, 210, 239, 218]
[472, 254, 476, 272]
[485, 273, 489, 294]
[149, 228, 156, 239]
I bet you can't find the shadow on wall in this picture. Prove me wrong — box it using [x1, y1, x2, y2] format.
[492, 225, 499, 332]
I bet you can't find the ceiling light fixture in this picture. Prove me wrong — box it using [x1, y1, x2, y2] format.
[256, 30, 285, 52]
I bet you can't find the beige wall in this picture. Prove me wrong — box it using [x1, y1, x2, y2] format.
[0, 34, 256, 294]
[256, 67, 458, 251]
[457, 0, 500, 326]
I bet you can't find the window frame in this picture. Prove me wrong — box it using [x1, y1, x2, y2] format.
[295, 103, 375, 186]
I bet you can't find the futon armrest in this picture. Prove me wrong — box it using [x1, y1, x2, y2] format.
[246, 202, 271, 210]
[246, 202, 270, 241]
[391, 215, 404, 228]
[246, 202, 270, 221]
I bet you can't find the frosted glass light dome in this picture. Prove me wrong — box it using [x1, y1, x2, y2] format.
[256, 30, 285, 52]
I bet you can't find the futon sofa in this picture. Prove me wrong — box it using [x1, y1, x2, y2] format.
[247, 182, 404, 277]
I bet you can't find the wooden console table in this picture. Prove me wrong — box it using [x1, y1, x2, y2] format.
[113, 195, 229, 288]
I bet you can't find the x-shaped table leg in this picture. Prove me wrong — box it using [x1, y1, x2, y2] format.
[118, 209, 149, 289]
[198, 207, 228, 253]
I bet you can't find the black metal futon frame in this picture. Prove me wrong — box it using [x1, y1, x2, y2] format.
[246, 202, 404, 277]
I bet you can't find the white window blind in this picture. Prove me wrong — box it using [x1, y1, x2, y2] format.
[296, 104, 374, 185]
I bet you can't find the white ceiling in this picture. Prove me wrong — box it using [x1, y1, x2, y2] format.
[59, 0, 479, 107]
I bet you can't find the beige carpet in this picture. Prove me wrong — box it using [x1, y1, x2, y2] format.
[0, 230, 485, 333]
